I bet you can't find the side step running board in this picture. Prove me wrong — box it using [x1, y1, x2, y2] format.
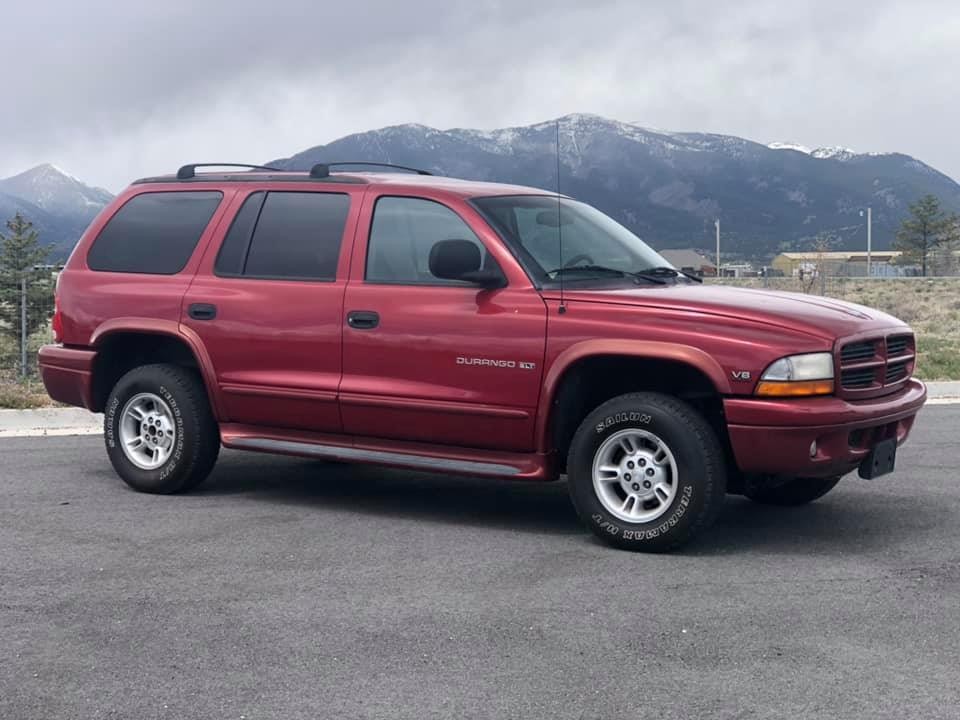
[229, 437, 524, 477]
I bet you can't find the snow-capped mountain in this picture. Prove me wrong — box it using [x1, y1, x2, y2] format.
[271, 114, 960, 256]
[0, 164, 113, 257]
[0, 164, 113, 220]
[5, 115, 959, 260]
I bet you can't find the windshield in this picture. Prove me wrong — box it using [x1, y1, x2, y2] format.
[473, 195, 678, 287]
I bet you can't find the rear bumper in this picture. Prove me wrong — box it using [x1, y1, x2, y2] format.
[37, 344, 97, 410]
[724, 378, 927, 478]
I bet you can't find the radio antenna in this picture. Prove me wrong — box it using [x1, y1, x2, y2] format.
[556, 120, 566, 315]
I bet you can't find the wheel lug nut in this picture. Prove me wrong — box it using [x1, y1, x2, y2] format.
[624, 473, 631, 481]
[639, 459, 646, 467]
[646, 468, 655, 476]
[632, 483, 640, 491]
[627, 461, 635, 469]
[643, 481, 651, 489]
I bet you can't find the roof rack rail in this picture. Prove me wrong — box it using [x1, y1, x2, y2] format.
[176, 163, 283, 180]
[309, 162, 433, 179]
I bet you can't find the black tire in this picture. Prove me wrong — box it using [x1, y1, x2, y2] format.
[104, 364, 220, 494]
[567, 392, 726, 552]
[744, 476, 841, 506]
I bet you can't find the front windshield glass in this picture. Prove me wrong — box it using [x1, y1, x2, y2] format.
[473, 195, 678, 287]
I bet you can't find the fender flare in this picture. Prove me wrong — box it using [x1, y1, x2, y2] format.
[534, 339, 732, 453]
[90, 318, 224, 420]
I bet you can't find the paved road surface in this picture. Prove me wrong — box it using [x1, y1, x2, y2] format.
[2, 408, 958, 719]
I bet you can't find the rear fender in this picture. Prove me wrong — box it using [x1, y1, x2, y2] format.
[90, 318, 223, 420]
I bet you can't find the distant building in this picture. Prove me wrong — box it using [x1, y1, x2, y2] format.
[771, 251, 911, 277]
[661, 249, 717, 277]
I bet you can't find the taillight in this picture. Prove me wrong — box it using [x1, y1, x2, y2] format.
[51, 276, 63, 343]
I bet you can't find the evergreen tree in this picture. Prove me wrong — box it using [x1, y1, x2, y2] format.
[0, 213, 55, 350]
[894, 195, 952, 276]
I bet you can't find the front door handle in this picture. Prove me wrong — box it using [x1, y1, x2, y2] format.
[188, 303, 217, 321]
[347, 310, 380, 330]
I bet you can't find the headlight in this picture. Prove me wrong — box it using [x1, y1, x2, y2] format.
[756, 352, 834, 397]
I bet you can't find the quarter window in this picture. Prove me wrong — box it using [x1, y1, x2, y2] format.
[87, 191, 223, 274]
[365, 197, 494, 285]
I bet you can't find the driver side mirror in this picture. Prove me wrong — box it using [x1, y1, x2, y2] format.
[429, 239, 506, 289]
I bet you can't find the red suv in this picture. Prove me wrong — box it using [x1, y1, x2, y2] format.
[39, 162, 927, 551]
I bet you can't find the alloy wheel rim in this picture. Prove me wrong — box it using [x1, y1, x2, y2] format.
[591, 428, 679, 523]
[119, 393, 177, 470]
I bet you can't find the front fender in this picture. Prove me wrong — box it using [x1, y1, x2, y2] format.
[534, 339, 732, 453]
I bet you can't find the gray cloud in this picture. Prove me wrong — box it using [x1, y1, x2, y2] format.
[2, 0, 958, 190]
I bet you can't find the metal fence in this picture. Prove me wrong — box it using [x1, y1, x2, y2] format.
[0, 276, 56, 378]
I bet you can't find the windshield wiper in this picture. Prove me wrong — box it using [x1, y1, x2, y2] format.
[635, 266, 703, 284]
[546, 265, 667, 285]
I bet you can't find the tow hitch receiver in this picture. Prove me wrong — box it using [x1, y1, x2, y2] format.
[859, 437, 897, 479]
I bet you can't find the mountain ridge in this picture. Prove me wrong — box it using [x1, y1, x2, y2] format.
[270, 114, 960, 257]
[2, 115, 958, 261]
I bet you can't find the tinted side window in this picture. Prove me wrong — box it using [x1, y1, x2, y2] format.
[366, 197, 491, 284]
[214, 192, 265, 276]
[88, 191, 222, 274]
[242, 192, 350, 280]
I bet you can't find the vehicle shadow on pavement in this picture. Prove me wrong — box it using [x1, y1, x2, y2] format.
[195, 452, 584, 536]
[186, 452, 946, 552]
[688, 488, 946, 557]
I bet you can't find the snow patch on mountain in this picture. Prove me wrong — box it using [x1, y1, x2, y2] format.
[769, 142, 813, 154]
[811, 147, 857, 161]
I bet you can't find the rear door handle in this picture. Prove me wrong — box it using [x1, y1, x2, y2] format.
[188, 303, 217, 321]
[346, 310, 379, 330]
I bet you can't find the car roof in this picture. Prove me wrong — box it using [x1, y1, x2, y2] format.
[131, 171, 557, 200]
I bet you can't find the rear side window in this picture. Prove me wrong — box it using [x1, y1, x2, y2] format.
[215, 191, 350, 281]
[87, 191, 223, 274]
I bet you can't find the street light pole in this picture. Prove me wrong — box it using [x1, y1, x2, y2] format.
[715, 219, 720, 277]
[860, 207, 873, 277]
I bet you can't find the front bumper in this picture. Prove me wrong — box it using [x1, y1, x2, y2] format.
[724, 378, 927, 478]
[37, 344, 97, 410]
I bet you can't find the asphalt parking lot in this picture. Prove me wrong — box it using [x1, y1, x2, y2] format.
[2, 406, 958, 720]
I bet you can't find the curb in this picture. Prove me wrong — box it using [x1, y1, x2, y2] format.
[2, 382, 959, 438]
[0, 408, 103, 438]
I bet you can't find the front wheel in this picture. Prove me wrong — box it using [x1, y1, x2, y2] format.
[743, 476, 841, 506]
[566, 393, 727, 552]
[104, 364, 220, 494]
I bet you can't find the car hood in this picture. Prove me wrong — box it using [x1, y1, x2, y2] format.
[552, 284, 909, 340]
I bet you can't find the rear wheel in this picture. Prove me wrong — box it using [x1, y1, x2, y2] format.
[744, 476, 841, 506]
[104, 364, 220, 494]
[566, 392, 726, 552]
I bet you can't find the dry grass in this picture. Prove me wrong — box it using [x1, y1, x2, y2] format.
[0, 372, 56, 409]
[710, 277, 960, 380]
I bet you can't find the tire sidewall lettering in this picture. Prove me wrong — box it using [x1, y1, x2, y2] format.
[156, 384, 185, 481]
[596, 412, 652, 434]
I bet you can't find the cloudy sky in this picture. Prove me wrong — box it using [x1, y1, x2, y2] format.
[2, 0, 958, 192]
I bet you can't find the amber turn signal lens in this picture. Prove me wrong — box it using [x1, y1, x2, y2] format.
[755, 380, 834, 397]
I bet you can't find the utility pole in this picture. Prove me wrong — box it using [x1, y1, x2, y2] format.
[715, 219, 721, 277]
[20, 278, 28, 378]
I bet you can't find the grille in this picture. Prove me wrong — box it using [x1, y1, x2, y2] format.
[841, 341, 877, 363]
[838, 333, 915, 394]
[841, 367, 877, 389]
[885, 361, 909, 384]
[887, 335, 911, 357]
